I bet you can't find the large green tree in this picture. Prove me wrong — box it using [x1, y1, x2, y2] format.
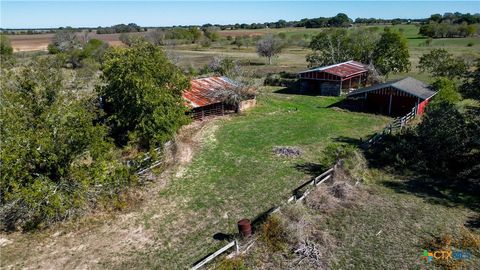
[1, 58, 133, 230]
[418, 49, 468, 79]
[99, 42, 190, 149]
[306, 28, 380, 68]
[372, 29, 410, 77]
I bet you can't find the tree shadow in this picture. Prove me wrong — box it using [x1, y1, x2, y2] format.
[465, 214, 480, 229]
[294, 162, 328, 177]
[273, 86, 319, 96]
[381, 175, 480, 213]
[333, 136, 366, 147]
[251, 207, 279, 233]
[213, 232, 234, 241]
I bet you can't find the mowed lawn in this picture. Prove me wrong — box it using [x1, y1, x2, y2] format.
[117, 87, 390, 269]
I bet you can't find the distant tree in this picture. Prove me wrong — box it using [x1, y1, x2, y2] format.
[48, 29, 80, 53]
[98, 42, 190, 149]
[203, 29, 220, 42]
[189, 28, 202, 43]
[206, 56, 240, 76]
[0, 35, 13, 56]
[256, 34, 284, 64]
[146, 29, 165, 45]
[328, 13, 352, 27]
[372, 29, 410, 77]
[418, 49, 468, 79]
[232, 36, 247, 49]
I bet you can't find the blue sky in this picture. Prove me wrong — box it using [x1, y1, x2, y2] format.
[1, 1, 479, 28]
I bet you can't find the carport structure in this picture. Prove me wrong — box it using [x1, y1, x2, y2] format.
[346, 77, 436, 116]
[299, 60, 369, 96]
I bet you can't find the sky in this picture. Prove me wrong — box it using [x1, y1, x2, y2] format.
[1, 1, 479, 29]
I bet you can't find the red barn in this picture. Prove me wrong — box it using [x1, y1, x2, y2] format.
[299, 60, 369, 96]
[346, 77, 436, 116]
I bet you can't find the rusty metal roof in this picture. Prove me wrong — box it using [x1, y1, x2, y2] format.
[183, 76, 236, 108]
[300, 60, 368, 78]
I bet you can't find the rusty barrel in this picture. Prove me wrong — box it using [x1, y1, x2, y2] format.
[237, 219, 252, 238]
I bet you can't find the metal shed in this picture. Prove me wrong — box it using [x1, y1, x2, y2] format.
[183, 76, 236, 120]
[346, 77, 437, 116]
[299, 60, 369, 96]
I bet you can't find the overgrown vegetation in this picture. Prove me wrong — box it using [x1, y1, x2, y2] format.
[0, 58, 136, 231]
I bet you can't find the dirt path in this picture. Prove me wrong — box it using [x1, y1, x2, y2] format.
[0, 119, 219, 270]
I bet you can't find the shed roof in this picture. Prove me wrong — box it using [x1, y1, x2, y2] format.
[183, 76, 236, 108]
[299, 60, 369, 78]
[347, 77, 436, 100]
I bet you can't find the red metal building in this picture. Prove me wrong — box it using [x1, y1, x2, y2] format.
[183, 76, 238, 120]
[346, 77, 437, 116]
[299, 60, 369, 96]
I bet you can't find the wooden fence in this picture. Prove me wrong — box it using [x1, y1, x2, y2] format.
[362, 107, 416, 148]
[189, 166, 336, 270]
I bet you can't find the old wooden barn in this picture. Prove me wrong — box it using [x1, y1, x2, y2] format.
[299, 60, 369, 96]
[183, 76, 255, 120]
[345, 77, 437, 116]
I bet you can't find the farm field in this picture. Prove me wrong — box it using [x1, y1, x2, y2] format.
[0, 87, 390, 269]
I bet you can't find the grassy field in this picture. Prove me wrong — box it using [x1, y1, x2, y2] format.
[0, 87, 389, 269]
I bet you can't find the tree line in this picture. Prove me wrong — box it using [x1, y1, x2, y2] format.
[418, 12, 479, 38]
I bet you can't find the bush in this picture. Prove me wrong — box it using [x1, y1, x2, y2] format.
[260, 215, 288, 252]
[264, 72, 298, 87]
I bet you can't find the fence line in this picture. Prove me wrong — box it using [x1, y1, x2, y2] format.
[190, 166, 335, 269]
[362, 107, 416, 148]
[191, 241, 238, 270]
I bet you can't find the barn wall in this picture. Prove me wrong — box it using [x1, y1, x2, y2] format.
[320, 82, 341, 96]
[190, 103, 226, 120]
[417, 99, 429, 115]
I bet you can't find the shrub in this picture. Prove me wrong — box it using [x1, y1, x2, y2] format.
[214, 257, 247, 270]
[260, 215, 288, 252]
